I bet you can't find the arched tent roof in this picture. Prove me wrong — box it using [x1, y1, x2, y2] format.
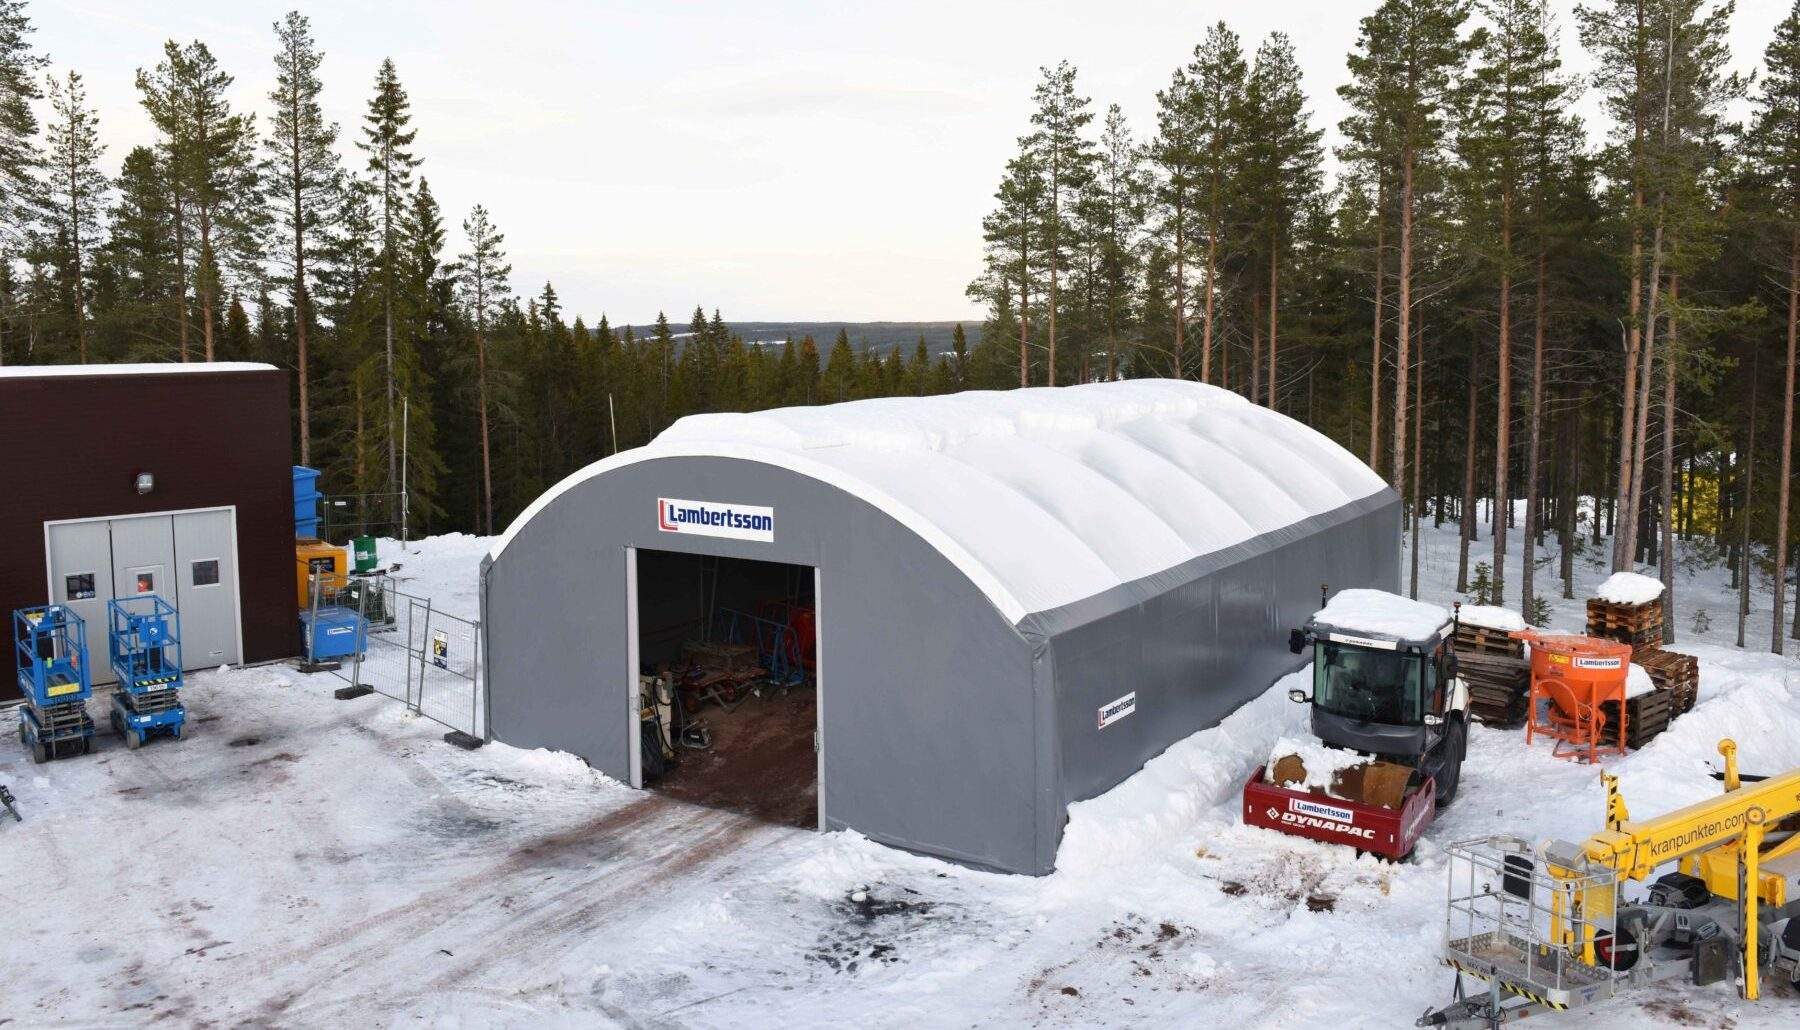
[489, 380, 1388, 626]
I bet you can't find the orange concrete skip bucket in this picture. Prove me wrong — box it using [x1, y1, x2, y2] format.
[1511, 629, 1634, 763]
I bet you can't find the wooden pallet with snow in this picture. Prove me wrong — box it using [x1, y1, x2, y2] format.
[1586, 597, 1665, 648]
[1452, 623, 1525, 658]
[1633, 646, 1699, 714]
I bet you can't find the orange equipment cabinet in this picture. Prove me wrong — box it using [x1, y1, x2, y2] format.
[1513, 630, 1634, 764]
[295, 539, 348, 609]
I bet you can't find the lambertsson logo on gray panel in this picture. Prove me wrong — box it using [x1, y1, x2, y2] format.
[657, 497, 775, 542]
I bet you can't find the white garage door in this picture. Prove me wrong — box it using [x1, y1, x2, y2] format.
[46, 508, 243, 684]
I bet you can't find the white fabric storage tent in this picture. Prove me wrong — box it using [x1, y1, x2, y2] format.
[482, 380, 1400, 874]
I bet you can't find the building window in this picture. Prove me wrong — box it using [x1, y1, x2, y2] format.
[135, 571, 156, 594]
[65, 573, 95, 601]
[192, 559, 220, 587]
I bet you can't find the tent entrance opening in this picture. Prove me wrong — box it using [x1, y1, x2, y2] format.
[634, 549, 818, 829]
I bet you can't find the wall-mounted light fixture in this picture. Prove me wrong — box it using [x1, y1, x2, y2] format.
[135, 472, 154, 495]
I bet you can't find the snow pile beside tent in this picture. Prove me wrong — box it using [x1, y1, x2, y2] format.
[1456, 604, 1527, 633]
[1313, 588, 1447, 640]
[1596, 571, 1666, 605]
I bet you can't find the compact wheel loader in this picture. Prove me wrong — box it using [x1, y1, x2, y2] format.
[1243, 589, 1470, 860]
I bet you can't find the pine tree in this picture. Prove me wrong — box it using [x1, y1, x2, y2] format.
[1242, 32, 1323, 410]
[1751, 0, 1800, 651]
[1148, 63, 1200, 378]
[1344, 0, 1472, 508]
[456, 204, 507, 533]
[359, 57, 420, 497]
[265, 10, 340, 465]
[136, 40, 262, 362]
[41, 70, 106, 362]
[1461, 0, 1569, 604]
[1028, 61, 1095, 386]
[1189, 23, 1248, 385]
[1086, 105, 1146, 382]
[972, 145, 1043, 386]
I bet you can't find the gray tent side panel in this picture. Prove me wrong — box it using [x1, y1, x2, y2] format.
[1039, 491, 1402, 810]
[482, 455, 1044, 874]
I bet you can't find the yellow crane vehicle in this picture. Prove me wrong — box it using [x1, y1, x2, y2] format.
[1418, 739, 1800, 1027]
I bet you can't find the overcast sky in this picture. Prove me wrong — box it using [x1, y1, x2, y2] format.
[34, 1, 1793, 324]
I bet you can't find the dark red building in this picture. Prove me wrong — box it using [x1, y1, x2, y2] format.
[1, 363, 297, 702]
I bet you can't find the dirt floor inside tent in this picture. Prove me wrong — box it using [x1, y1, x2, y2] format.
[652, 688, 819, 829]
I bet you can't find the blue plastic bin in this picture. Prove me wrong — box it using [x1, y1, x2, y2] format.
[293, 466, 321, 538]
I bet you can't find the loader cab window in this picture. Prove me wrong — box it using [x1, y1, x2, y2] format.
[1313, 641, 1424, 725]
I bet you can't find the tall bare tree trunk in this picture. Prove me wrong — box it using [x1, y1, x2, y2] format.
[1251, 289, 1262, 402]
[1774, 232, 1797, 653]
[1562, 391, 1582, 599]
[1268, 237, 1280, 410]
[1410, 320, 1423, 599]
[1522, 249, 1546, 620]
[1173, 206, 1186, 379]
[1370, 181, 1386, 474]
[1740, 352, 1759, 648]
[1458, 339, 1480, 593]
[477, 318, 494, 536]
[289, 102, 312, 465]
[172, 187, 190, 362]
[1661, 274, 1679, 642]
[1048, 169, 1059, 386]
[1202, 220, 1217, 384]
[1394, 148, 1414, 511]
[1493, 189, 1514, 605]
[1018, 242, 1029, 388]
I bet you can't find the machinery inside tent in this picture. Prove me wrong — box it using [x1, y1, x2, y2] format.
[481, 380, 1400, 875]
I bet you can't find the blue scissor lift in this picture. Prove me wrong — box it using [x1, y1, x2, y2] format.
[14, 605, 96, 763]
[107, 594, 187, 749]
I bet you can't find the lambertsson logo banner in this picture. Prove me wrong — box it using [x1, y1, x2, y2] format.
[657, 497, 775, 543]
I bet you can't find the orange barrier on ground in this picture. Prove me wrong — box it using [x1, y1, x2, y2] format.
[1512, 630, 1633, 764]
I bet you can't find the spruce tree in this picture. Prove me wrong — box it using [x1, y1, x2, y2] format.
[103, 146, 178, 358]
[41, 70, 106, 362]
[0, 0, 41, 336]
[265, 10, 340, 465]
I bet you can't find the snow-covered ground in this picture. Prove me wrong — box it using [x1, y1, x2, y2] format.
[4, 514, 1798, 1027]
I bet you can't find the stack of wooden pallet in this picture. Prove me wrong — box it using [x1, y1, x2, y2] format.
[1586, 596, 1665, 648]
[1460, 653, 1532, 726]
[1634, 647, 1700, 714]
[1451, 610, 1532, 727]
[1600, 686, 1675, 750]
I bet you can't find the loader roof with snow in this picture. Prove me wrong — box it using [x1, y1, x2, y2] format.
[1307, 588, 1452, 651]
[481, 380, 1402, 875]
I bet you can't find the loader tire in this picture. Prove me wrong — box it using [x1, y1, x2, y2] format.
[1435, 718, 1466, 809]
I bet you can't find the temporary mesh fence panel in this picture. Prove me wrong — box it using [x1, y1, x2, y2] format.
[304, 571, 484, 739]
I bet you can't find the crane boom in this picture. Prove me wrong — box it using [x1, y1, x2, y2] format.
[1582, 765, 1800, 882]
